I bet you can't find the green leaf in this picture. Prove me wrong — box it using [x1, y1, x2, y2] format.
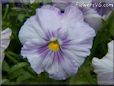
[2, 61, 10, 72]
[90, 11, 114, 59]
[9, 69, 24, 80]
[18, 14, 26, 23]
[69, 57, 97, 84]
[1, 79, 10, 85]
[16, 71, 35, 82]
[10, 62, 28, 73]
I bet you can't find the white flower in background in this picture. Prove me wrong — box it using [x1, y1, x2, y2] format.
[19, 5, 95, 80]
[52, 0, 76, 10]
[92, 40, 114, 85]
[81, 7, 102, 32]
[52, 0, 92, 10]
[0, 28, 12, 62]
[80, 0, 114, 31]
[52, 0, 114, 32]
[92, 0, 114, 17]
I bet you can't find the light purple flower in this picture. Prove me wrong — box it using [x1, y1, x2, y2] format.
[81, 0, 114, 31]
[19, 5, 95, 80]
[81, 7, 102, 32]
[52, 0, 114, 32]
[92, 40, 114, 85]
[92, 0, 114, 16]
[0, 28, 12, 62]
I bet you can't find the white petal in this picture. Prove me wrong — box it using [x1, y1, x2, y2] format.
[67, 22, 96, 44]
[19, 16, 44, 44]
[83, 8, 102, 32]
[97, 72, 114, 85]
[63, 45, 88, 68]
[62, 5, 83, 29]
[46, 51, 80, 80]
[61, 54, 78, 75]
[36, 5, 61, 30]
[60, 21, 95, 67]
[92, 57, 114, 85]
[92, 41, 114, 85]
[60, 22, 95, 67]
[46, 57, 67, 80]
[52, 0, 76, 10]
[1, 28, 12, 51]
[92, 58, 113, 73]
[104, 41, 114, 61]
[40, 51, 54, 70]
[0, 28, 12, 61]
[21, 39, 46, 74]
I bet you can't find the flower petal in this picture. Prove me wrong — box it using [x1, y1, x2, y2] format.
[92, 58, 113, 73]
[21, 39, 47, 74]
[97, 73, 114, 85]
[82, 8, 102, 32]
[62, 5, 83, 28]
[67, 21, 96, 44]
[104, 41, 113, 61]
[92, 41, 114, 85]
[1, 28, 12, 61]
[19, 16, 44, 44]
[61, 22, 95, 66]
[39, 51, 54, 71]
[52, 0, 76, 10]
[46, 56, 67, 80]
[46, 51, 79, 80]
[63, 49, 85, 67]
[1, 28, 12, 52]
[92, 57, 114, 85]
[36, 5, 61, 30]
[61, 54, 78, 76]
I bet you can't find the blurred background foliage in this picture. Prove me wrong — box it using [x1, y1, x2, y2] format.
[1, 1, 114, 85]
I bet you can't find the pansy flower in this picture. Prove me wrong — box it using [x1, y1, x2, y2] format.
[19, 5, 95, 80]
[0, 28, 12, 62]
[92, 40, 114, 85]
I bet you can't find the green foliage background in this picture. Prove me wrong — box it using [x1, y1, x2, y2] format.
[1, 1, 114, 85]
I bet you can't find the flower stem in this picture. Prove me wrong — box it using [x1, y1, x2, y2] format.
[5, 53, 18, 64]
[3, 4, 9, 20]
[7, 51, 21, 58]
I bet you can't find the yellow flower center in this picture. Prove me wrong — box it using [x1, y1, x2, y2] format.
[48, 40, 60, 52]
